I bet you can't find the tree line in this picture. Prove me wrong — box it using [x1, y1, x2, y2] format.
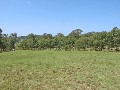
[0, 27, 120, 52]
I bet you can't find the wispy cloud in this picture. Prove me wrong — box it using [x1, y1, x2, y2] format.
[12, 0, 16, 2]
[26, 1, 31, 4]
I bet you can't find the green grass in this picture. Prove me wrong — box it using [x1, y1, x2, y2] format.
[0, 50, 120, 90]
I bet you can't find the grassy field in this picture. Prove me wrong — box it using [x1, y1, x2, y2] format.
[0, 50, 120, 90]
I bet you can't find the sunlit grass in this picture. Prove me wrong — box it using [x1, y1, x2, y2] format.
[0, 50, 120, 90]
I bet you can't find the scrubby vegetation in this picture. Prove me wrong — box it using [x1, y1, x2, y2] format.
[1, 27, 120, 52]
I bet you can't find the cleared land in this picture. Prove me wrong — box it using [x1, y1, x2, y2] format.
[0, 50, 120, 90]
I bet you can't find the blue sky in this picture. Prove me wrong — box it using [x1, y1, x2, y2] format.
[1, 0, 120, 36]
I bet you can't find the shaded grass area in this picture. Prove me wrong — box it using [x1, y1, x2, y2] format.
[0, 50, 120, 90]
